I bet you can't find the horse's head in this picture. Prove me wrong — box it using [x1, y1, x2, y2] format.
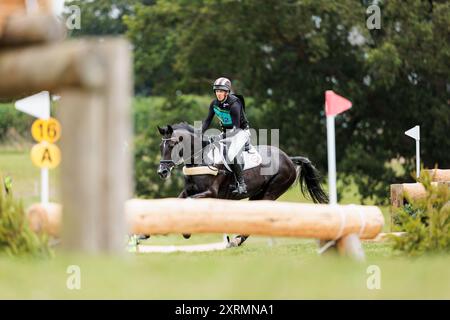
[157, 124, 191, 179]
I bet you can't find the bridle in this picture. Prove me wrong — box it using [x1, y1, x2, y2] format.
[159, 137, 182, 168]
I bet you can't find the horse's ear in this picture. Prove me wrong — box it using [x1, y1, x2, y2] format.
[157, 126, 165, 135]
[167, 125, 174, 135]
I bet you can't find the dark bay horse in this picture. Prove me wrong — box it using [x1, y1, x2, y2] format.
[157, 123, 328, 247]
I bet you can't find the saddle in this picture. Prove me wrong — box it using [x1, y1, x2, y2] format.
[182, 142, 262, 176]
[208, 141, 262, 170]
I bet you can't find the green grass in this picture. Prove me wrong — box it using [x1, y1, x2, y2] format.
[1, 149, 449, 299]
[0, 148, 60, 208]
[1, 242, 449, 299]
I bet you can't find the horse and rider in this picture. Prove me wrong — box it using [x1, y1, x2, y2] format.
[157, 77, 328, 247]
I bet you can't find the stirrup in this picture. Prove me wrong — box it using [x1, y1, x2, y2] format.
[232, 182, 247, 195]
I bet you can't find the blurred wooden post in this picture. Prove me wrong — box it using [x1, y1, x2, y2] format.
[57, 40, 133, 253]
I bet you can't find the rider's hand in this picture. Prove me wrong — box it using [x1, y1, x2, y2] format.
[209, 134, 222, 143]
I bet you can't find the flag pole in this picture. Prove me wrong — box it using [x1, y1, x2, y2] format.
[416, 135, 420, 179]
[404, 125, 420, 179]
[41, 168, 49, 204]
[326, 115, 337, 205]
[325, 90, 352, 205]
[42, 101, 50, 204]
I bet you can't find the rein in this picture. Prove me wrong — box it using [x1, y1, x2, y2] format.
[159, 137, 229, 175]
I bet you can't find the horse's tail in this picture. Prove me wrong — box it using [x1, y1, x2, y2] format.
[290, 156, 329, 204]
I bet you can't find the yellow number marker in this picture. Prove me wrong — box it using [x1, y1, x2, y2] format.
[31, 117, 62, 143]
[30, 142, 61, 169]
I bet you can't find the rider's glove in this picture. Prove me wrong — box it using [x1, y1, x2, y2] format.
[209, 134, 223, 143]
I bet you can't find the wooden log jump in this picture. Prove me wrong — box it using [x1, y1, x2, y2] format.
[127, 199, 384, 240]
[27, 198, 384, 240]
[424, 169, 450, 183]
[390, 182, 450, 208]
[390, 169, 450, 209]
[390, 179, 449, 229]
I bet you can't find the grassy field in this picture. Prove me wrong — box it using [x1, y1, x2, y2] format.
[0, 147, 60, 207]
[1, 148, 449, 299]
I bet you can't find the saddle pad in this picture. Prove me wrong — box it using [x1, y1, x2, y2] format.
[183, 166, 218, 176]
[206, 144, 262, 171]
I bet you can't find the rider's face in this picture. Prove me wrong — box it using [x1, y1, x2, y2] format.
[215, 90, 228, 102]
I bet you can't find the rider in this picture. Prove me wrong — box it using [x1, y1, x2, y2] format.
[201, 77, 250, 195]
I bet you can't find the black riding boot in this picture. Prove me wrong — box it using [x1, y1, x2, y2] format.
[231, 162, 247, 195]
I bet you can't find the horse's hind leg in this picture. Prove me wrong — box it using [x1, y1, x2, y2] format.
[251, 168, 297, 201]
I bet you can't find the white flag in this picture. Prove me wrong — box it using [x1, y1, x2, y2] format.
[15, 91, 50, 119]
[405, 125, 420, 141]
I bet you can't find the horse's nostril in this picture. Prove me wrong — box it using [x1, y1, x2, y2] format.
[158, 168, 169, 178]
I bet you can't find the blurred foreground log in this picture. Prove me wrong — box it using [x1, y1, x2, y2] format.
[0, 14, 65, 46]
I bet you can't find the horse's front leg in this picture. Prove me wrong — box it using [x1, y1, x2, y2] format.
[189, 174, 226, 199]
[189, 189, 217, 199]
[178, 189, 188, 198]
[182, 175, 225, 239]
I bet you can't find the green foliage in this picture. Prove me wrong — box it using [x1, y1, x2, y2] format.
[124, 1, 182, 95]
[66, 0, 144, 37]
[0, 177, 52, 258]
[0, 103, 32, 143]
[392, 172, 450, 256]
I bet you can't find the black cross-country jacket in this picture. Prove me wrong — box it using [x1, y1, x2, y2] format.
[201, 94, 249, 134]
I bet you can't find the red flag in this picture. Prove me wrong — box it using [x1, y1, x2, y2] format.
[325, 90, 352, 116]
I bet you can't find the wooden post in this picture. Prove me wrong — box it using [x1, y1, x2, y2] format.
[390, 183, 404, 230]
[57, 39, 133, 253]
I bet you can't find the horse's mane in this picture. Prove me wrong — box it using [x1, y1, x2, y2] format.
[171, 122, 195, 134]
